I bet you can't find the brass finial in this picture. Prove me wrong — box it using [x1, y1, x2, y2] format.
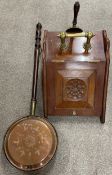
[84, 32, 95, 53]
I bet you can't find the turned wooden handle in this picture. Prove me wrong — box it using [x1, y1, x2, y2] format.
[31, 23, 42, 101]
[73, 1, 80, 27]
[35, 23, 42, 49]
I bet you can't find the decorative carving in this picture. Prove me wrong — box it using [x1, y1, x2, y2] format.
[65, 79, 87, 100]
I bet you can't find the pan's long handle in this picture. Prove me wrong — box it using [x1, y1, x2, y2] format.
[73, 1, 80, 27]
[31, 23, 42, 116]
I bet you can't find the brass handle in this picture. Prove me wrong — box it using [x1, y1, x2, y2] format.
[57, 32, 95, 54]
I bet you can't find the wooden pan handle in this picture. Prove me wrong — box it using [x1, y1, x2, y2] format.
[31, 23, 42, 115]
[35, 23, 42, 49]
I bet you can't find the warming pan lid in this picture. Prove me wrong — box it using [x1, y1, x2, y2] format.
[4, 116, 58, 171]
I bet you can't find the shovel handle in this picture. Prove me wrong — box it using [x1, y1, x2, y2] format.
[73, 1, 80, 27]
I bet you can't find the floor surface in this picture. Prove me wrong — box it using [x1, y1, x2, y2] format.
[0, 1, 112, 175]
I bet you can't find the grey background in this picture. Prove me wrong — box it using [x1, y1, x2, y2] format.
[0, 0, 112, 175]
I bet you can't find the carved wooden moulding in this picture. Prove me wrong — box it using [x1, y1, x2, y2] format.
[64, 79, 87, 100]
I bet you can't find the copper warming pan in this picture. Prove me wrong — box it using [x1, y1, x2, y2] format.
[3, 23, 58, 171]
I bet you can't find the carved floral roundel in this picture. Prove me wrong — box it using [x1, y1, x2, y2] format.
[65, 79, 87, 100]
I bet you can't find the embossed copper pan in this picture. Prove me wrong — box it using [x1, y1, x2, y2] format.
[3, 23, 58, 171]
